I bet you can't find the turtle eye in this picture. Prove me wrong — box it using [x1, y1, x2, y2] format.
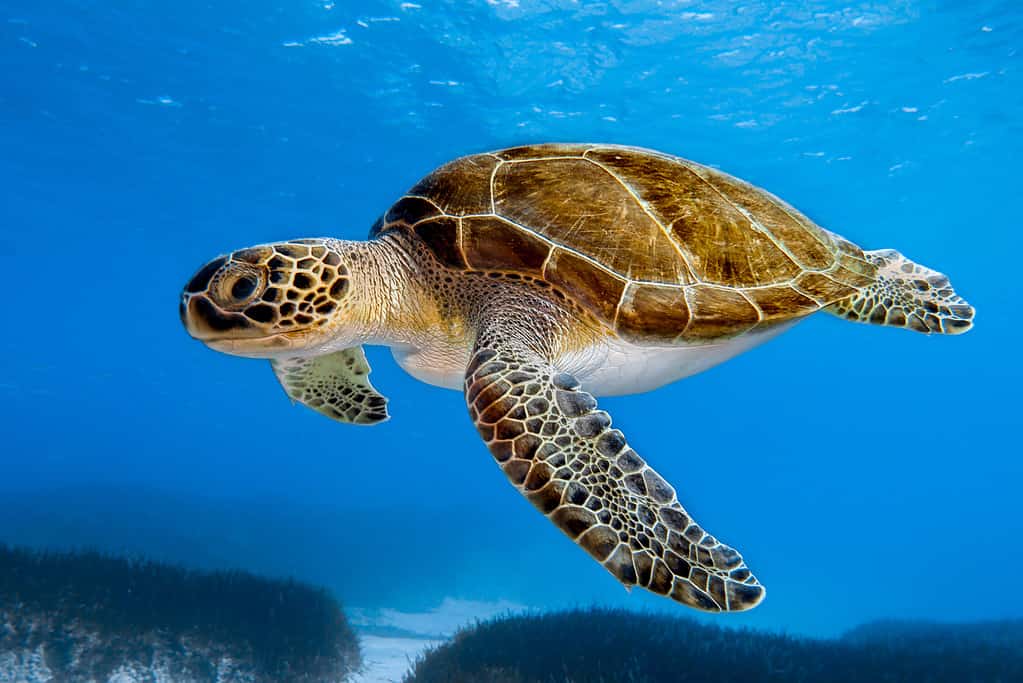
[230, 275, 258, 301]
[215, 265, 264, 308]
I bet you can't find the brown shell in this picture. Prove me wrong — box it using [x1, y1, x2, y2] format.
[371, 144, 877, 342]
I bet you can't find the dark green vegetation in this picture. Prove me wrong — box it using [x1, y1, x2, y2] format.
[405, 608, 1023, 683]
[0, 544, 360, 682]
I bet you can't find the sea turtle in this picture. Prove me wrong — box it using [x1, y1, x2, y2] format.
[180, 144, 974, 612]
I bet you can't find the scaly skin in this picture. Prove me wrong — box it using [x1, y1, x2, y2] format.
[181, 235, 457, 357]
[181, 145, 974, 614]
[462, 286, 764, 611]
[181, 234, 763, 611]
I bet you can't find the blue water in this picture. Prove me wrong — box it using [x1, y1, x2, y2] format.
[1, 0, 1019, 641]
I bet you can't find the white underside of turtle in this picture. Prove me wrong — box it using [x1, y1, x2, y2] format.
[393, 321, 798, 396]
[180, 143, 975, 614]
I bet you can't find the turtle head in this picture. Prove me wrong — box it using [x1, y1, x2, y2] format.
[180, 239, 355, 357]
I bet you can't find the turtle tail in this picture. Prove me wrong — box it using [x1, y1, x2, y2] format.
[825, 249, 974, 334]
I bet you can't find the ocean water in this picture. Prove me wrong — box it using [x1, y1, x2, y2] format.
[1, 0, 1020, 677]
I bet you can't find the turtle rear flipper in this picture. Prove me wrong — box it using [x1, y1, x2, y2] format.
[826, 249, 974, 334]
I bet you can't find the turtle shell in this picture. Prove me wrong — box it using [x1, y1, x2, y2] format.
[371, 144, 877, 342]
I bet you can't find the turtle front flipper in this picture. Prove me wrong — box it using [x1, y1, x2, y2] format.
[463, 340, 764, 612]
[272, 346, 389, 425]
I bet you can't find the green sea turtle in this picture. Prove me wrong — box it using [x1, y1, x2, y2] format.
[180, 144, 974, 612]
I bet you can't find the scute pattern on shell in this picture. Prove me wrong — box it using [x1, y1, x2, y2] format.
[372, 144, 878, 342]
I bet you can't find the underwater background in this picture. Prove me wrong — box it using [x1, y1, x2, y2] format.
[1, 0, 1020, 679]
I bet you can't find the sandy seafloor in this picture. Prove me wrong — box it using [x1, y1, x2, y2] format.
[348, 599, 526, 682]
[352, 634, 439, 683]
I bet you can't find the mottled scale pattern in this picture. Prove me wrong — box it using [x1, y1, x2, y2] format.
[272, 347, 389, 425]
[372, 144, 879, 343]
[180, 240, 355, 343]
[464, 346, 764, 612]
[826, 249, 974, 334]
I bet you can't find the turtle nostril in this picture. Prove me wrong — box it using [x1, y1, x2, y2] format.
[231, 276, 258, 301]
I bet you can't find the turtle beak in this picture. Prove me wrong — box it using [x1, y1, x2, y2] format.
[180, 292, 301, 358]
[180, 255, 239, 340]
[206, 335, 299, 358]
[180, 293, 255, 342]
[180, 255, 267, 344]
